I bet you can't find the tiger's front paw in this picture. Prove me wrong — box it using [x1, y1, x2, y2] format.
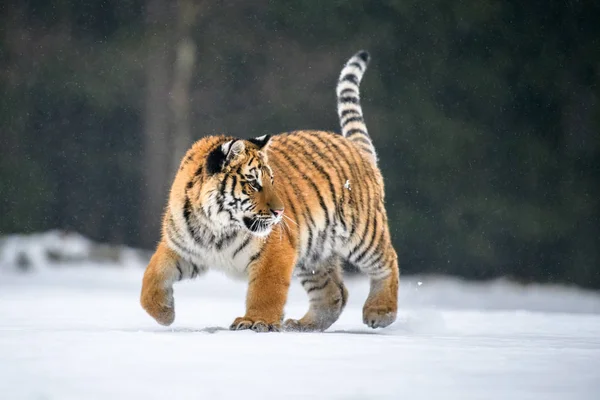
[141, 286, 175, 326]
[229, 317, 281, 332]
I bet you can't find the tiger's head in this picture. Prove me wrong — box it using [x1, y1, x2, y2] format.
[200, 134, 284, 237]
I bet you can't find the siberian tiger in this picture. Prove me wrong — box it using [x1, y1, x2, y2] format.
[140, 50, 399, 332]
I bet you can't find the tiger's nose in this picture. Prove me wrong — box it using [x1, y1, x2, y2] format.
[270, 207, 284, 217]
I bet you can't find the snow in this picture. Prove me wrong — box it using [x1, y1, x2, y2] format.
[1, 232, 600, 399]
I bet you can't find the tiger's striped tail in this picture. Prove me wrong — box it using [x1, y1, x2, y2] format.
[336, 50, 377, 163]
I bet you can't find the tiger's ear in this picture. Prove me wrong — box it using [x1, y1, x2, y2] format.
[206, 140, 246, 175]
[248, 134, 271, 149]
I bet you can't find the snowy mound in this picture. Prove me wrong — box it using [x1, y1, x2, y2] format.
[0, 230, 151, 272]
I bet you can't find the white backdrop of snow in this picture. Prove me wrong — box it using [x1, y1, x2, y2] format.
[1, 231, 599, 399]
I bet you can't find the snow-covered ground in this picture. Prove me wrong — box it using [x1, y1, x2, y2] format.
[1, 232, 599, 399]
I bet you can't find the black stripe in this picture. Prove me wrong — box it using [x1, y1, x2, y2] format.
[246, 248, 263, 270]
[350, 136, 372, 146]
[167, 238, 194, 260]
[340, 73, 358, 84]
[183, 196, 213, 248]
[175, 261, 183, 281]
[341, 109, 359, 117]
[240, 198, 250, 208]
[281, 192, 299, 249]
[167, 215, 186, 245]
[232, 236, 251, 258]
[348, 61, 363, 70]
[340, 88, 358, 96]
[346, 128, 368, 137]
[300, 277, 321, 286]
[356, 230, 382, 266]
[340, 96, 358, 104]
[337, 281, 348, 308]
[363, 245, 385, 272]
[353, 212, 379, 264]
[350, 203, 377, 262]
[219, 176, 228, 198]
[310, 230, 329, 263]
[216, 231, 238, 251]
[306, 277, 331, 293]
[192, 262, 202, 276]
[165, 225, 187, 253]
[182, 196, 195, 240]
[362, 221, 388, 269]
[166, 219, 198, 257]
[229, 175, 238, 199]
[342, 116, 364, 126]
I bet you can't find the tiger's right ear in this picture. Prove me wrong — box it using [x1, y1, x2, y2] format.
[206, 140, 245, 175]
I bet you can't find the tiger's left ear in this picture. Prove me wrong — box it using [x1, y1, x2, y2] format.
[206, 139, 245, 175]
[248, 134, 271, 149]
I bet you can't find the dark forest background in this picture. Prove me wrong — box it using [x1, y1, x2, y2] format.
[1, 0, 599, 289]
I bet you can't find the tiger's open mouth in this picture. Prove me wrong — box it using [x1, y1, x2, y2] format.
[242, 216, 274, 236]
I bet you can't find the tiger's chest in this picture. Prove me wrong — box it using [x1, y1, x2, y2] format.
[193, 239, 255, 279]
[168, 221, 259, 280]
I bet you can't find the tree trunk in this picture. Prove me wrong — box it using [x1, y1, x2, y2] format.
[169, 0, 199, 174]
[140, 0, 173, 248]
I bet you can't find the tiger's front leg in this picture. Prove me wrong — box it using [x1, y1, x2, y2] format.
[140, 241, 205, 326]
[230, 239, 296, 333]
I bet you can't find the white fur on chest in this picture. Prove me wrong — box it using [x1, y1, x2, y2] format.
[200, 237, 258, 279]
[177, 232, 258, 280]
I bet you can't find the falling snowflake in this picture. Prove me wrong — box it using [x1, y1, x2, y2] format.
[344, 179, 351, 190]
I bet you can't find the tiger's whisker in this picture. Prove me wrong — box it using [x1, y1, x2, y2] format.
[282, 214, 298, 226]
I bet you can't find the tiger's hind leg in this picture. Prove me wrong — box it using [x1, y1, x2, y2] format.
[351, 214, 399, 329]
[283, 256, 348, 332]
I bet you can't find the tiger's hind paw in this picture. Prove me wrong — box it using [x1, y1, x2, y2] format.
[282, 318, 324, 332]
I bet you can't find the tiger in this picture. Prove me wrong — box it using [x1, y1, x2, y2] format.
[140, 50, 399, 332]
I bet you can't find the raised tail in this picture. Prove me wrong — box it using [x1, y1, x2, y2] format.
[336, 50, 377, 163]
